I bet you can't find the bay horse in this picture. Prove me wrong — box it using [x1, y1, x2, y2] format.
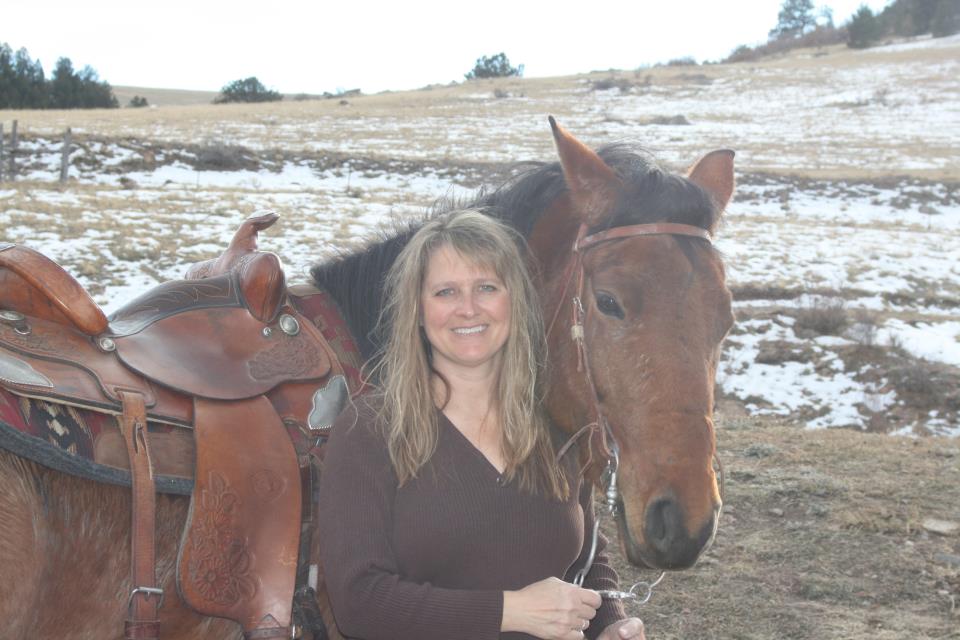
[0, 118, 734, 639]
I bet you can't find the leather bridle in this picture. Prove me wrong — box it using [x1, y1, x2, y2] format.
[550, 221, 712, 466]
[549, 221, 719, 598]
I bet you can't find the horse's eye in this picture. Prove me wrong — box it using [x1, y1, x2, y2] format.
[595, 291, 624, 319]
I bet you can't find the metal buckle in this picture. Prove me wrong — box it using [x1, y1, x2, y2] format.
[128, 586, 164, 610]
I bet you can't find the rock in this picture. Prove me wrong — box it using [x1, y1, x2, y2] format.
[922, 518, 959, 536]
[934, 553, 960, 568]
[769, 508, 785, 518]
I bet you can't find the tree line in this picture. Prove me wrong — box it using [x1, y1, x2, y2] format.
[0, 43, 118, 109]
[728, 0, 958, 62]
[847, 0, 959, 48]
[0, 43, 285, 108]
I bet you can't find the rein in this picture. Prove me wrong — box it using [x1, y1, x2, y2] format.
[552, 221, 715, 605]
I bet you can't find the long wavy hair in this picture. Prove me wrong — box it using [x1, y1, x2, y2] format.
[372, 209, 568, 499]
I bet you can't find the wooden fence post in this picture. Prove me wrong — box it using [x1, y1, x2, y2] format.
[0, 123, 5, 182]
[60, 128, 72, 184]
[7, 120, 17, 182]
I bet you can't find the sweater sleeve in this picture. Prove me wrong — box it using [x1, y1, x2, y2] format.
[317, 399, 504, 640]
[566, 482, 627, 639]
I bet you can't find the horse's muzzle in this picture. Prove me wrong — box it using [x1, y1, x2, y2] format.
[618, 499, 720, 570]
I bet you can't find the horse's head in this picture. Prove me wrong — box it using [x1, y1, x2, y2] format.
[529, 118, 734, 571]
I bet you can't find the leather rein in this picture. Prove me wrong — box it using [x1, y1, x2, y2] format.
[549, 221, 717, 602]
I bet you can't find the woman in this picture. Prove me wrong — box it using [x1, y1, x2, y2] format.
[317, 210, 645, 640]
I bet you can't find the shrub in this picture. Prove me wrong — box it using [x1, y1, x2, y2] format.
[194, 142, 253, 170]
[214, 77, 282, 104]
[590, 77, 634, 93]
[794, 296, 849, 336]
[128, 95, 148, 108]
[465, 53, 522, 80]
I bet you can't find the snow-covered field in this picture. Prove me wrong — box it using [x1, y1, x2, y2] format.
[1, 36, 958, 436]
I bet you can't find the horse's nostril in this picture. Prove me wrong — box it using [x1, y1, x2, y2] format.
[645, 498, 681, 549]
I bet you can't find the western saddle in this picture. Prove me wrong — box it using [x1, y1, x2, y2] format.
[0, 213, 349, 639]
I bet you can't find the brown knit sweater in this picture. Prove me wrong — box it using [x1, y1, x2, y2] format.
[317, 396, 626, 640]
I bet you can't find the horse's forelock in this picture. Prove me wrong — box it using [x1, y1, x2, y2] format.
[599, 145, 721, 234]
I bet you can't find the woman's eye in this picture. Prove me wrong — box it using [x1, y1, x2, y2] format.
[435, 288, 454, 297]
[478, 283, 499, 293]
[595, 291, 624, 319]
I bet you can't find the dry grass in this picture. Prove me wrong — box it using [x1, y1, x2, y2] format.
[610, 402, 960, 639]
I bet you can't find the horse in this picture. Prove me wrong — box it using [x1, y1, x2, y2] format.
[0, 118, 734, 639]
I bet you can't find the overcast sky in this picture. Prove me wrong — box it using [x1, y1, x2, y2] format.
[6, 0, 892, 94]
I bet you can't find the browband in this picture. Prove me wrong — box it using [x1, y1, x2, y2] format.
[575, 223, 711, 252]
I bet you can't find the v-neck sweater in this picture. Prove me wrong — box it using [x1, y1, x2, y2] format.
[317, 395, 625, 640]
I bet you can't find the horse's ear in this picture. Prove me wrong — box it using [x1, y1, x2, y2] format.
[549, 116, 621, 226]
[687, 149, 736, 213]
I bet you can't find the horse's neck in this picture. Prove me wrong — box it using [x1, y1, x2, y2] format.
[310, 236, 410, 360]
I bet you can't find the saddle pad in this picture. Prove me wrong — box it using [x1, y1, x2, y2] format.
[114, 305, 330, 401]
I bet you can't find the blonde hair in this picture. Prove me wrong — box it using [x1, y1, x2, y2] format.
[372, 209, 567, 499]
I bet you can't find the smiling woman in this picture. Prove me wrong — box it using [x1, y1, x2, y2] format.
[316, 209, 646, 640]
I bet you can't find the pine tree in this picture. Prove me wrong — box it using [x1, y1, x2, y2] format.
[770, 0, 817, 40]
[50, 57, 80, 108]
[14, 48, 47, 108]
[847, 5, 884, 48]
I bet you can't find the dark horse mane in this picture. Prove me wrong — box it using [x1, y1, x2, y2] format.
[309, 144, 720, 359]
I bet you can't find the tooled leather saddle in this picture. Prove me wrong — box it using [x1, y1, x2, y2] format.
[0, 213, 356, 639]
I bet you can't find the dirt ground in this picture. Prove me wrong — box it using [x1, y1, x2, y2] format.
[607, 400, 960, 639]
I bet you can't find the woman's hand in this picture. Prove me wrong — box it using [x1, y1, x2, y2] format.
[596, 617, 645, 640]
[502, 577, 601, 639]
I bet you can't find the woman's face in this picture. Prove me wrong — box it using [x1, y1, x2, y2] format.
[420, 244, 511, 379]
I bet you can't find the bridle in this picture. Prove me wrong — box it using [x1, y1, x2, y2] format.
[549, 220, 712, 465]
[549, 221, 723, 604]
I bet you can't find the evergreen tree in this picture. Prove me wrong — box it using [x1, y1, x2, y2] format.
[49, 57, 80, 108]
[0, 43, 14, 107]
[214, 77, 282, 104]
[770, 0, 817, 39]
[931, 0, 960, 36]
[880, 0, 937, 36]
[848, 5, 884, 48]
[14, 48, 47, 108]
[48, 57, 117, 108]
[0, 43, 47, 108]
[465, 53, 522, 80]
[76, 65, 118, 108]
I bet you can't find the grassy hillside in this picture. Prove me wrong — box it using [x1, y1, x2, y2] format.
[4, 34, 959, 180]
